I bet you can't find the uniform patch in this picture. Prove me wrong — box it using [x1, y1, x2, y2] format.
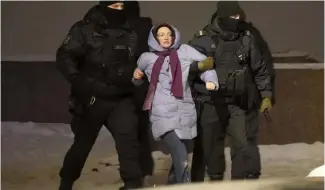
[194, 30, 208, 38]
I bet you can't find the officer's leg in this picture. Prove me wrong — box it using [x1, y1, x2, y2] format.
[191, 102, 226, 182]
[191, 101, 206, 182]
[105, 98, 142, 188]
[245, 110, 261, 179]
[59, 101, 108, 189]
[207, 103, 228, 181]
[138, 110, 154, 177]
[134, 79, 154, 179]
[226, 105, 248, 180]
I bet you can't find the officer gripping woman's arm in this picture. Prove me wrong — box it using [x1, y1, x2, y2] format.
[188, 30, 273, 112]
[188, 21, 274, 182]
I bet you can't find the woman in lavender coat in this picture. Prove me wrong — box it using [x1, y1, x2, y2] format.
[133, 22, 219, 184]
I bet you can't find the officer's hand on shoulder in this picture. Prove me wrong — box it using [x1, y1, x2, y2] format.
[260, 97, 272, 113]
[198, 57, 214, 72]
[206, 81, 216, 90]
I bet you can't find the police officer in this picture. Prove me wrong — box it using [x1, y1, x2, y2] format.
[56, 1, 143, 189]
[124, 1, 155, 185]
[189, 1, 274, 181]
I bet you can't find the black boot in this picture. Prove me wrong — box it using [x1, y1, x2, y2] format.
[119, 184, 142, 190]
[209, 174, 224, 181]
[142, 175, 154, 187]
[246, 173, 260, 180]
[119, 180, 143, 190]
[58, 180, 74, 190]
[119, 186, 130, 190]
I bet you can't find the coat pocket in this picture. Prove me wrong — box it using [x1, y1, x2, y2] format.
[151, 103, 177, 118]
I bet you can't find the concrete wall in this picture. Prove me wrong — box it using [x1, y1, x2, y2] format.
[1, 1, 324, 61]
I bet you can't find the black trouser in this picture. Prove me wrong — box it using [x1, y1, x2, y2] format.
[191, 101, 261, 181]
[59, 97, 142, 187]
[137, 109, 154, 176]
[133, 79, 154, 177]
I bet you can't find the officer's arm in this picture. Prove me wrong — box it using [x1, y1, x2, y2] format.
[56, 21, 85, 83]
[248, 23, 275, 80]
[249, 24, 276, 104]
[249, 36, 273, 99]
[188, 32, 214, 73]
[133, 17, 153, 59]
[56, 22, 131, 98]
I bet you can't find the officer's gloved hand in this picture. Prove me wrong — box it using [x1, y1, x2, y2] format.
[260, 97, 272, 113]
[198, 57, 214, 72]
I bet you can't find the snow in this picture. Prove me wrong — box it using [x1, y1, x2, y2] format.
[306, 165, 324, 178]
[1, 122, 324, 190]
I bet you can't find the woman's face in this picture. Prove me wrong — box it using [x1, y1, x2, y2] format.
[156, 26, 173, 48]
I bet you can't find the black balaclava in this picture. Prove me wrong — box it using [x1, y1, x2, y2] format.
[216, 1, 244, 32]
[99, 1, 126, 27]
[124, 1, 140, 19]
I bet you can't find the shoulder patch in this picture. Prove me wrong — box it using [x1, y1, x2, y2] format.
[194, 30, 208, 38]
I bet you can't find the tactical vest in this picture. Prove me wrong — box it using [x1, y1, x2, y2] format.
[102, 34, 135, 87]
[211, 31, 253, 97]
[82, 23, 137, 87]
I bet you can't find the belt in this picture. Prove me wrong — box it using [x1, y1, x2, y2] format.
[194, 94, 237, 105]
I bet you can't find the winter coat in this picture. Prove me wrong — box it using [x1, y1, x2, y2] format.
[137, 24, 218, 140]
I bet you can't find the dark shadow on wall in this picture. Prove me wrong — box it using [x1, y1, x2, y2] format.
[1, 61, 71, 123]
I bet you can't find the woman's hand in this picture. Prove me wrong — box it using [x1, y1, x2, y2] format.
[206, 81, 216, 90]
[133, 68, 144, 80]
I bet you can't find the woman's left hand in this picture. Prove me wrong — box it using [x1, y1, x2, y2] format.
[206, 82, 216, 90]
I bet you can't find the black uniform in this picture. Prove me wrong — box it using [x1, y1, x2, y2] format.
[189, 1, 274, 181]
[124, 1, 155, 178]
[56, 3, 142, 190]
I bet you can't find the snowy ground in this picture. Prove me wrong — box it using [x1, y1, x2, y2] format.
[1, 122, 324, 190]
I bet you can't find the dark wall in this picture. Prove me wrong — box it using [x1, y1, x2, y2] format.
[1, 61, 324, 145]
[1, 62, 71, 123]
